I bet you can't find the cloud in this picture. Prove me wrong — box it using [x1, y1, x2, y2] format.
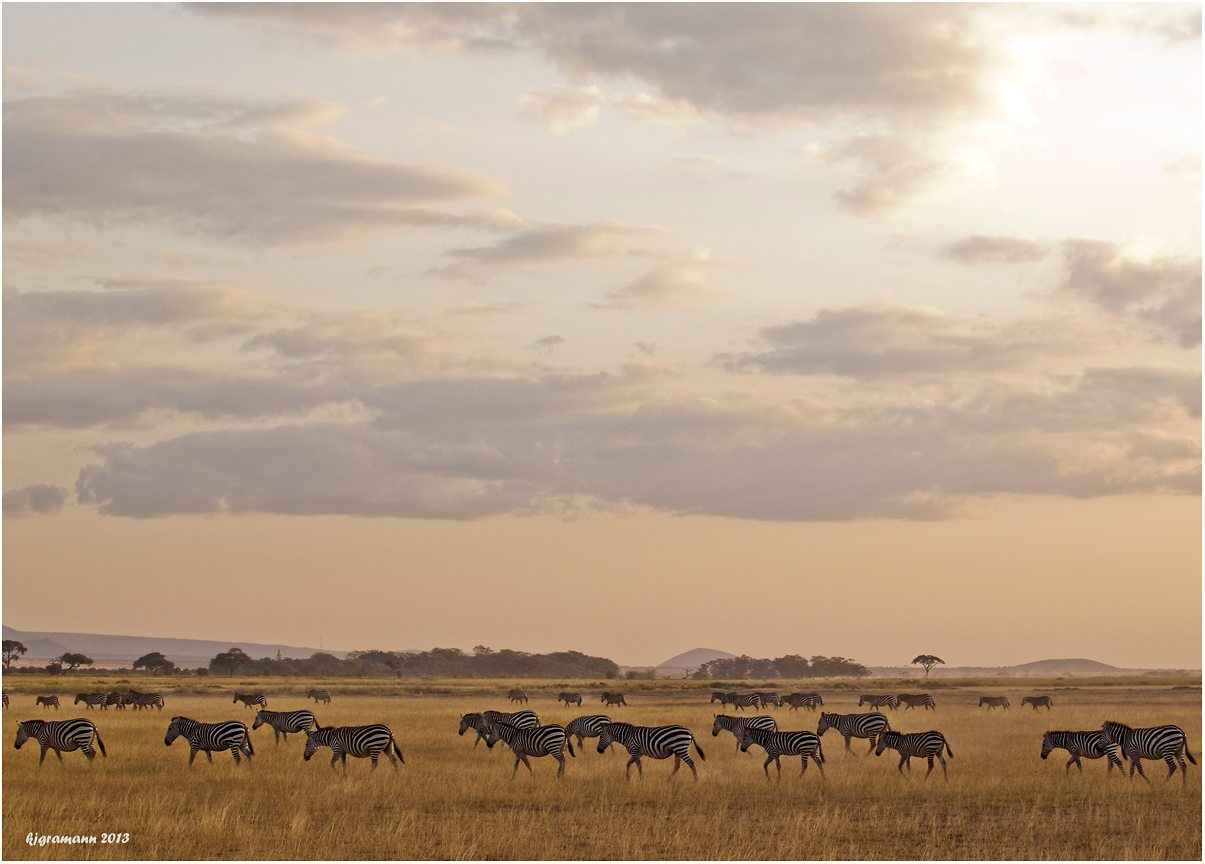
[436, 220, 666, 275]
[594, 251, 716, 310]
[533, 335, 565, 355]
[939, 235, 1051, 265]
[3, 484, 69, 518]
[517, 86, 603, 134]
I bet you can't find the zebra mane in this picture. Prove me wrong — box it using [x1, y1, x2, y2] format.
[1102, 720, 1131, 731]
[170, 716, 195, 723]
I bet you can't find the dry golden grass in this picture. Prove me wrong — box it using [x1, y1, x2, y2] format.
[3, 678, 1200, 860]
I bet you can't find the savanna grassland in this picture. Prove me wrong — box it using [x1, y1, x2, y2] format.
[2, 677, 1200, 860]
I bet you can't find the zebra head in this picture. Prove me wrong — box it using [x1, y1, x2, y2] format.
[164, 716, 187, 746]
[458, 714, 481, 737]
[816, 713, 837, 736]
[596, 722, 626, 754]
[1099, 720, 1129, 747]
[874, 731, 902, 756]
[736, 726, 757, 753]
[252, 711, 268, 730]
[14, 721, 32, 749]
[710, 692, 724, 703]
[303, 726, 334, 761]
[1040, 732, 1055, 760]
[74, 694, 88, 705]
[711, 715, 730, 737]
[485, 721, 514, 749]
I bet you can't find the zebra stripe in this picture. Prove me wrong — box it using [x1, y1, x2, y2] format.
[597, 722, 707, 781]
[979, 696, 1010, 711]
[36, 696, 60, 710]
[858, 694, 899, 710]
[712, 713, 777, 751]
[14, 718, 106, 766]
[601, 692, 627, 707]
[127, 691, 165, 711]
[737, 726, 825, 779]
[105, 692, 125, 709]
[565, 714, 612, 748]
[897, 694, 936, 712]
[74, 693, 107, 710]
[252, 709, 317, 744]
[558, 692, 583, 706]
[1041, 730, 1124, 774]
[728, 693, 761, 712]
[754, 692, 782, 708]
[486, 722, 575, 778]
[1021, 696, 1053, 711]
[1101, 720, 1196, 785]
[305, 689, 332, 704]
[784, 693, 823, 712]
[304, 724, 403, 771]
[458, 710, 539, 746]
[875, 730, 953, 780]
[817, 711, 891, 755]
[165, 716, 253, 765]
[507, 689, 529, 704]
[233, 693, 267, 710]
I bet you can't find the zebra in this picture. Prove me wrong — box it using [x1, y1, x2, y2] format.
[233, 693, 267, 710]
[817, 711, 891, 755]
[14, 718, 106, 766]
[74, 693, 107, 710]
[1100, 720, 1196, 785]
[165, 716, 253, 765]
[458, 710, 539, 746]
[36, 696, 60, 710]
[875, 730, 954, 780]
[1041, 730, 1124, 774]
[2, 692, 7, 709]
[601, 692, 627, 707]
[252, 709, 317, 744]
[728, 693, 761, 712]
[128, 691, 165, 711]
[105, 692, 125, 709]
[979, 696, 1010, 711]
[558, 692, 583, 706]
[859, 694, 899, 711]
[305, 688, 332, 704]
[710, 691, 732, 706]
[1022, 696, 1053, 711]
[565, 715, 612, 749]
[597, 721, 707, 781]
[507, 689, 528, 704]
[897, 694, 936, 712]
[754, 692, 781, 708]
[486, 721, 575, 778]
[737, 726, 826, 780]
[303, 724, 403, 772]
[784, 693, 823, 712]
[711, 713, 777, 752]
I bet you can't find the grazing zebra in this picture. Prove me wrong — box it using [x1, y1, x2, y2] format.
[784, 693, 823, 712]
[728, 693, 762, 712]
[252, 709, 317, 744]
[979, 696, 1010, 711]
[36, 696, 60, 710]
[233, 693, 267, 710]
[601, 692, 627, 707]
[74, 693, 107, 710]
[711, 713, 777, 752]
[817, 711, 891, 755]
[897, 694, 936, 712]
[875, 730, 953, 780]
[165, 716, 253, 765]
[128, 691, 165, 711]
[858, 694, 899, 711]
[710, 691, 732, 706]
[597, 722, 707, 781]
[14, 718, 106, 766]
[565, 715, 612, 749]
[754, 692, 782, 708]
[305, 688, 332, 704]
[558, 692, 583, 706]
[1041, 730, 1124, 774]
[458, 710, 539, 746]
[486, 721, 575, 778]
[1022, 696, 1053, 711]
[1100, 720, 1196, 785]
[303, 724, 403, 772]
[737, 726, 825, 779]
[507, 689, 529, 704]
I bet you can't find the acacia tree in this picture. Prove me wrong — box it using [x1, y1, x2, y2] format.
[2, 639, 27, 668]
[210, 648, 253, 677]
[912, 654, 945, 678]
[59, 652, 93, 670]
[133, 652, 176, 674]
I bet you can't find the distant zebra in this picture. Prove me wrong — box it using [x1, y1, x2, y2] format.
[737, 726, 825, 779]
[875, 730, 953, 780]
[710, 691, 732, 706]
[105, 692, 125, 709]
[712, 713, 777, 752]
[14, 718, 106, 766]
[817, 711, 891, 755]
[1101, 720, 1196, 785]
[165, 716, 253, 765]
[1021, 696, 1053, 711]
[74, 693, 107, 710]
[304, 724, 403, 772]
[558, 692, 583, 706]
[897, 694, 936, 712]
[754, 692, 781, 708]
[1041, 730, 1124, 774]
[597, 722, 707, 781]
[305, 689, 332, 705]
[728, 693, 761, 712]
[253, 709, 317, 744]
[565, 714, 612, 749]
[2, 692, 8, 709]
[233, 693, 267, 710]
[601, 692, 627, 708]
[458, 710, 539, 746]
[784, 693, 823, 712]
[859, 694, 898, 711]
[486, 721, 575, 778]
[128, 691, 165, 711]
[979, 696, 1010, 711]
[36, 696, 60, 710]
[507, 689, 528, 704]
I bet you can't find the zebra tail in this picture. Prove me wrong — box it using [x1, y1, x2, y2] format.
[693, 738, 707, 761]
[943, 735, 953, 759]
[95, 731, 107, 757]
[818, 740, 826, 764]
[1186, 743, 1197, 765]
[392, 736, 405, 764]
[565, 735, 576, 758]
[246, 736, 255, 756]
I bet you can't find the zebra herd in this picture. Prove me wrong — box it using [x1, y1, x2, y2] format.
[711, 691, 819, 711]
[67, 690, 165, 711]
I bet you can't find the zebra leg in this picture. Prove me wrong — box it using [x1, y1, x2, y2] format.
[1132, 758, 1151, 785]
[866, 736, 877, 756]
[230, 744, 241, 765]
[1176, 753, 1188, 785]
[843, 734, 852, 754]
[555, 753, 566, 778]
[681, 754, 698, 781]
[38, 744, 50, 766]
[897, 755, 907, 775]
[761, 756, 772, 778]
[670, 754, 681, 780]
[938, 753, 948, 780]
[625, 755, 641, 780]
[371, 752, 380, 772]
[1163, 755, 1178, 782]
[1066, 755, 1079, 773]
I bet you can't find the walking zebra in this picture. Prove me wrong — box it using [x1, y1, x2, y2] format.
[486, 721, 575, 778]
[565, 715, 612, 749]
[1021, 696, 1053, 711]
[712, 713, 777, 752]
[507, 689, 528, 704]
[784, 693, 823, 712]
[14, 718, 106, 766]
[875, 730, 953, 780]
[737, 726, 825, 779]
[754, 692, 781, 708]
[36, 696, 60, 710]
[597, 722, 707, 781]
[1041, 731, 1124, 774]
[1100, 720, 1196, 785]
[303, 724, 403, 772]
[728, 693, 762, 712]
[165, 716, 253, 765]
[105, 692, 125, 709]
[558, 692, 583, 706]
[710, 691, 732, 706]
[253, 709, 317, 744]
[128, 691, 165, 711]
[979, 696, 1010, 711]
[458, 710, 539, 746]
[305, 688, 332, 704]
[859, 694, 898, 711]
[74, 693, 106, 710]
[601, 692, 627, 707]
[817, 711, 891, 755]
[233, 693, 267, 710]
[897, 694, 936, 712]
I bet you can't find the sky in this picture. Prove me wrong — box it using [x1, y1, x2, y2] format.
[3, 3, 1200, 669]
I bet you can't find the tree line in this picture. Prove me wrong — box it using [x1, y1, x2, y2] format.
[691, 654, 870, 679]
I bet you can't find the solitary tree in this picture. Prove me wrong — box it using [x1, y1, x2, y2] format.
[59, 652, 93, 670]
[210, 648, 253, 677]
[133, 652, 176, 674]
[2, 639, 27, 668]
[911, 654, 945, 678]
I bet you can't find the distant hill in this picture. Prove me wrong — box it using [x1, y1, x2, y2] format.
[1011, 658, 1120, 675]
[658, 648, 736, 668]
